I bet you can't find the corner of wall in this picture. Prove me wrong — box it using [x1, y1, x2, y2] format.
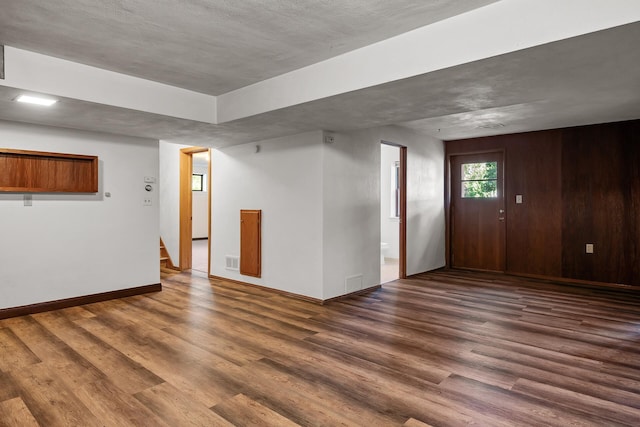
[321, 128, 381, 300]
[320, 125, 446, 300]
[159, 140, 193, 263]
[209, 131, 325, 300]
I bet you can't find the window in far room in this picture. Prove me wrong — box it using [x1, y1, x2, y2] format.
[192, 173, 204, 191]
[390, 161, 400, 217]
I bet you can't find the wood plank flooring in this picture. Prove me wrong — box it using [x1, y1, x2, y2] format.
[2, 269, 640, 426]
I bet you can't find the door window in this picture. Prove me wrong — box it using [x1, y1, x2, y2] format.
[461, 162, 497, 198]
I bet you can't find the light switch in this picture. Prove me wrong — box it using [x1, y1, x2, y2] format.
[24, 194, 32, 206]
[516, 194, 523, 204]
[586, 243, 594, 254]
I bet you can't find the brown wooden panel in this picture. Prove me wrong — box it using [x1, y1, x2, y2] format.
[446, 138, 504, 156]
[623, 122, 640, 285]
[240, 209, 261, 278]
[562, 121, 640, 285]
[0, 148, 98, 193]
[178, 149, 192, 270]
[505, 131, 562, 277]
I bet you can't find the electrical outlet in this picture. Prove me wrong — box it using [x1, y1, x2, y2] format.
[586, 243, 594, 254]
[143, 198, 152, 206]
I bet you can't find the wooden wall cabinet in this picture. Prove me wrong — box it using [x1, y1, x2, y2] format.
[0, 148, 98, 193]
[240, 209, 261, 278]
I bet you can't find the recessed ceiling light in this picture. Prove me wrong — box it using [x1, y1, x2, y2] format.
[15, 94, 58, 107]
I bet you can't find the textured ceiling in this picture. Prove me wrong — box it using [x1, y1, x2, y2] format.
[1, 21, 638, 147]
[0, 0, 498, 95]
[0, 1, 638, 146]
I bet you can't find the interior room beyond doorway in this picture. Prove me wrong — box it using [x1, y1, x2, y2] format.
[191, 150, 209, 273]
[381, 143, 400, 283]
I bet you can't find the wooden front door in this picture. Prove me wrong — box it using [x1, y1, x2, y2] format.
[450, 152, 505, 272]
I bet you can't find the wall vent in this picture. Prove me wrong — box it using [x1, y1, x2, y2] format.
[225, 255, 239, 271]
[345, 274, 363, 293]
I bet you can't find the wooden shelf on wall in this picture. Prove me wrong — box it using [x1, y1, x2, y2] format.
[0, 148, 98, 193]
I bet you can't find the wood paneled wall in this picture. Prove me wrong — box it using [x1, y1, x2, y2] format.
[0, 148, 98, 193]
[446, 119, 640, 287]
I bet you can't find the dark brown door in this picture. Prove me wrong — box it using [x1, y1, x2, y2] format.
[450, 152, 505, 272]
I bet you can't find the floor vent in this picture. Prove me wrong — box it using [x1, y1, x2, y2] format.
[345, 274, 363, 293]
[225, 255, 239, 271]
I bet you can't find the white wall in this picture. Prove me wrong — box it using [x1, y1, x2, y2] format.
[0, 120, 159, 309]
[192, 193, 208, 239]
[159, 141, 190, 263]
[380, 126, 445, 276]
[322, 129, 381, 299]
[210, 131, 324, 299]
[322, 125, 444, 299]
[380, 144, 400, 259]
[209, 126, 444, 301]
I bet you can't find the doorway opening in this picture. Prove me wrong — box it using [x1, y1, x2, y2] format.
[380, 142, 407, 283]
[191, 151, 210, 273]
[179, 147, 211, 274]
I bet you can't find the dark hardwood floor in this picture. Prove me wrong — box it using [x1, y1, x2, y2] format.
[2, 269, 640, 426]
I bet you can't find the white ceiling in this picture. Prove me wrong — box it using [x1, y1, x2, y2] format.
[0, 1, 639, 146]
[0, 0, 497, 95]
